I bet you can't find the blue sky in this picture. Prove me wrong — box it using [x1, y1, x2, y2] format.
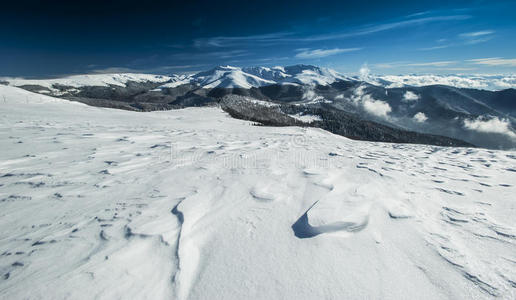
[1, 0, 516, 77]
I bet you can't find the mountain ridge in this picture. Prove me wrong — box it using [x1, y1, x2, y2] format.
[1, 64, 515, 149]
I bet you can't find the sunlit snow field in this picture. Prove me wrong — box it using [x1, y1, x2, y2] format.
[0, 85, 515, 299]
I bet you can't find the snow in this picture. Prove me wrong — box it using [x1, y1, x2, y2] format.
[1, 85, 516, 299]
[191, 66, 276, 89]
[2, 73, 173, 90]
[156, 75, 193, 88]
[176, 65, 353, 89]
[244, 98, 280, 107]
[289, 113, 322, 123]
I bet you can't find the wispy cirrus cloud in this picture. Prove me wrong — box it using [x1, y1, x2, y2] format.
[373, 60, 458, 69]
[295, 48, 361, 59]
[459, 30, 494, 38]
[406, 61, 458, 67]
[169, 49, 251, 60]
[193, 32, 292, 48]
[459, 30, 494, 44]
[419, 30, 494, 51]
[468, 57, 516, 67]
[193, 14, 471, 48]
[419, 45, 450, 51]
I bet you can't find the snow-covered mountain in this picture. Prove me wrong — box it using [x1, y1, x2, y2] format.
[190, 66, 276, 89]
[1, 85, 515, 299]
[2, 65, 515, 149]
[185, 65, 350, 89]
[3, 66, 516, 91]
[1, 73, 174, 94]
[242, 65, 351, 86]
[0, 65, 350, 90]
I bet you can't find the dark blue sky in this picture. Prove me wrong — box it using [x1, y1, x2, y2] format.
[2, 0, 516, 77]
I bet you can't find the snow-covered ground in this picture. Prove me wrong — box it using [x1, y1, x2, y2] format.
[289, 113, 322, 123]
[1, 85, 515, 299]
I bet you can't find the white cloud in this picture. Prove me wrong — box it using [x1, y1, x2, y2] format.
[359, 64, 371, 81]
[302, 89, 317, 100]
[302, 88, 325, 102]
[295, 48, 361, 59]
[351, 85, 391, 118]
[468, 58, 516, 67]
[335, 94, 344, 100]
[402, 91, 420, 102]
[463, 116, 516, 139]
[459, 30, 494, 38]
[363, 96, 392, 118]
[413, 112, 428, 123]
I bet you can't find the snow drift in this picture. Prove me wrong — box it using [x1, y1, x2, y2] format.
[0, 85, 515, 299]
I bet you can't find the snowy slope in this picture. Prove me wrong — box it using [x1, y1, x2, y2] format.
[2, 73, 173, 89]
[1, 85, 516, 299]
[367, 74, 516, 91]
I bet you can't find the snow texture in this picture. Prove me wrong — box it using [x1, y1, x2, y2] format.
[1, 85, 516, 299]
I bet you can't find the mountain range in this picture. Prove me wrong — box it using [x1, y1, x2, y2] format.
[2, 65, 515, 149]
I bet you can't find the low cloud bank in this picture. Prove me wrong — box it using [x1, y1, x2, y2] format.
[463, 116, 516, 139]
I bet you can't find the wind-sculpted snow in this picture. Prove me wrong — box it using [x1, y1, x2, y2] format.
[1, 85, 515, 299]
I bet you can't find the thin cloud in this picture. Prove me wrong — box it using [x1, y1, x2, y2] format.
[295, 48, 361, 59]
[419, 45, 450, 51]
[438, 67, 477, 71]
[465, 37, 493, 45]
[194, 32, 292, 48]
[193, 14, 471, 47]
[405, 61, 457, 67]
[459, 30, 494, 37]
[459, 30, 494, 45]
[420, 30, 494, 51]
[373, 61, 457, 68]
[468, 58, 516, 67]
